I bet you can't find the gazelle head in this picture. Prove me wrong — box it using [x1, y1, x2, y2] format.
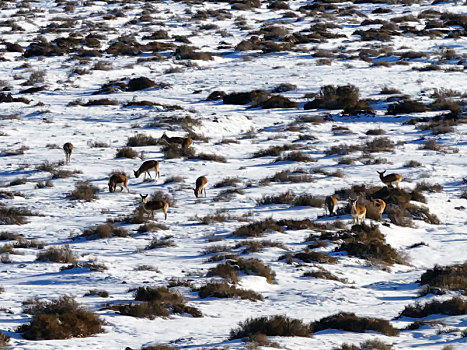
[140, 194, 149, 203]
[134, 170, 140, 178]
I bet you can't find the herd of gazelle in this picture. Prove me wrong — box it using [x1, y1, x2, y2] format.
[63, 139, 401, 224]
[325, 171, 400, 225]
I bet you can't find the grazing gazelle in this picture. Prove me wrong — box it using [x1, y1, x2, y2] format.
[194, 176, 208, 198]
[160, 133, 193, 149]
[325, 195, 338, 216]
[63, 142, 73, 164]
[108, 173, 129, 193]
[377, 170, 402, 188]
[134, 160, 160, 180]
[350, 197, 366, 225]
[140, 194, 169, 220]
[373, 198, 386, 219]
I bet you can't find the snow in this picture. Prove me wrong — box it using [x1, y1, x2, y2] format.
[0, 0, 466, 349]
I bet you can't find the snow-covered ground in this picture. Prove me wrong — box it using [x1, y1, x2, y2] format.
[0, 0, 466, 349]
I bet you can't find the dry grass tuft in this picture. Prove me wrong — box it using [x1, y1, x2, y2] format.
[198, 282, 263, 301]
[230, 315, 310, 339]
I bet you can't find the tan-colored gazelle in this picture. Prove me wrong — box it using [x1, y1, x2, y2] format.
[373, 198, 386, 219]
[350, 197, 366, 225]
[160, 133, 193, 149]
[63, 142, 73, 164]
[325, 195, 338, 216]
[377, 170, 402, 188]
[194, 176, 208, 198]
[108, 174, 129, 193]
[140, 194, 169, 220]
[134, 160, 160, 180]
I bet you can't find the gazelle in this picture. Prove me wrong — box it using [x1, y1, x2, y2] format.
[350, 197, 366, 225]
[63, 142, 73, 164]
[373, 198, 386, 219]
[377, 170, 402, 188]
[134, 160, 160, 180]
[325, 195, 338, 216]
[194, 176, 208, 198]
[108, 174, 129, 193]
[140, 194, 169, 220]
[160, 133, 193, 149]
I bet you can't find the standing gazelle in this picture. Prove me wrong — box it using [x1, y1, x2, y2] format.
[377, 170, 402, 188]
[160, 133, 193, 149]
[373, 199, 386, 219]
[134, 160, 160, 180]
[194, 176, 208, 198]
[63, 142, 73, 164]
[140, 194, 169, 220]
[108, 173, 129, 193]
[325, 195, 338, 216]
[350, 197, 366, 225]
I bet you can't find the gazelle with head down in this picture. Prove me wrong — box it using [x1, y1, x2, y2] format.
[350, 196, 366, 225]
[377, 170, 402, 188]
[194, 176, 208, 198]
[325, 195, 338, 216]
[63, 142, 73, 164]
[140, 194, 169, 220]
[108, 173, 129, 193]
[134, 160, 160, 180]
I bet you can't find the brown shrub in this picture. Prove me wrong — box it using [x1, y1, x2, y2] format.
[208, 258, 276, 284]
[230, 315, 310, 339]
[311, 312, 399, 336]
[292, 194, 325, 208]
[303, 269, 347, 283]
[233, 219, 284, 237]
[80, 223, 129, 240]
[258, 95, 298, 109]
[116, 147, 138, 158]
[84, 289, 109, 297]
[84, 98, 119, 106]
[275, 151, 315, 163]
[235, 240, 287, 254]
[366, 137, 395, 152]
[304, 85, 372, 114]
[175, 45, 213, 60]
[145, 238, 176, 250]
[127, 133, 159, 147]
[127, 77, 156, 91]
[387, 99, 429, 114]
[253, 144, 298, 158]
[257, 190, 295, 206]
[18, 296, 103, 340]
[198, 282, 263, 301]
[335, 339, 393, 350]
[0, 205, 37, 225]
[223, 90, 270, 105]
[162, 144, 195, 159]
[0, 332, 9, 347]
[419, 263, 467, 295]
[266, 170, 314, 183]
[280, 249, 338, 264]
[68, 181, 99, 201]
[188, 152, 227, 163]
[137, 222, 169, 233]
[36, 245, 77, 264]
[115, 286, 201, 319]
[399, 297, 467, 318]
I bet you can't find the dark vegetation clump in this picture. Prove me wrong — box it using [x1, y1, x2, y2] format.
[145, 238, 176, 250]
[304, 85, 373, 114]
[253, 144, 298, 158]
[235, 240, 287, 254]
[0, 332, 9, 347]
[175, 45, 213, 61]
[418, 263, 467, 295]
[127, 133, 159, 147]
[18, 295, 103, 340]
[334, 339, 393, 350]
[230, 315, 311, 339]
[0, 205, 37, 225]
[303, 269, 348, 283]
[233, 219, 285, 237]
[258, 95, 298, 109]
[127, 77, 156, 91]
[265, 170, 314, 184]
[257, 191, 324, 208]
[84, 289, 109, 298]
[113, 286, 201, 319]
[399, 297, 467, 318]
[80, 223, 129, 240]
[335, 224, 407, 266]
[161, 144, 195, 159]
[207, 258, 276, 284]
[116, 147, 138, 159]
[387, 99, 429, 114]
[223, 89, 271, 106]
[36, 245, 77, 264]
[311, 312, 399, 336]
[280, 249, 338, 264]
[198, 282, 263, 301]
[68, 181, 99, 201]
[275, 151, 315, 163]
